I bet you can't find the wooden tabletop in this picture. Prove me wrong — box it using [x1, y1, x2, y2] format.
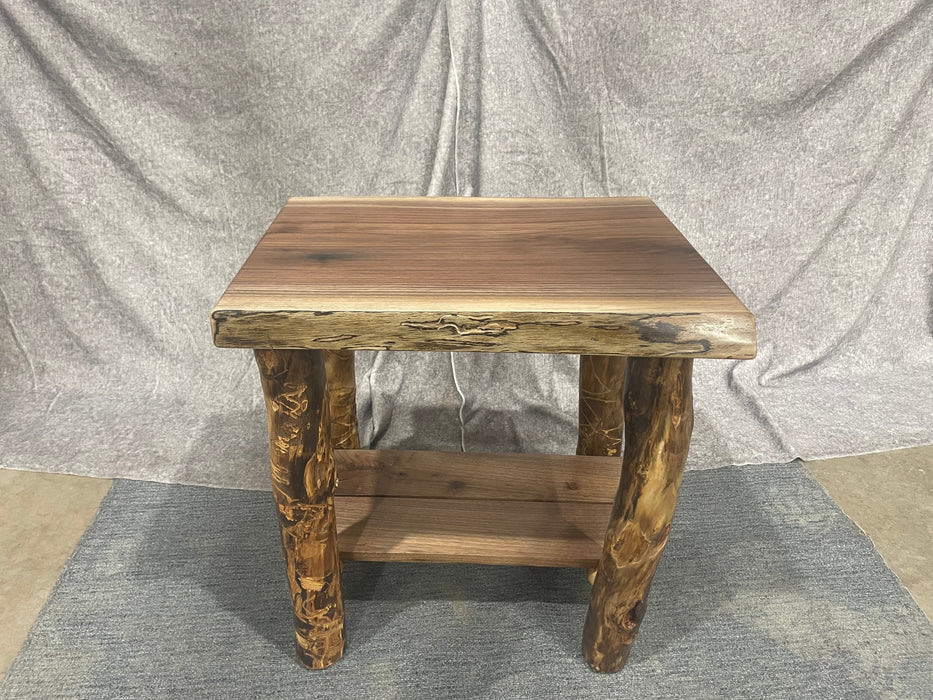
[212, 197, 755, 358]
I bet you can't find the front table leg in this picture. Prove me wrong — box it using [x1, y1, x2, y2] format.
[255, 349, 345, 669]
[583, 357, 694, 672]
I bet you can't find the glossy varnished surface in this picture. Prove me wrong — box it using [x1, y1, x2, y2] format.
[212, 197, 755, 358]
[254, 349, 345, 669]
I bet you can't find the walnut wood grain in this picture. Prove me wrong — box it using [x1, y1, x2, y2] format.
[255, 349, 345, 670]
[583, 357, 694, 673]
[333, 449, 621, 503]
[323, 349, 360, 450]
[333, 496, 610, 568]
[326, 450, 617, 566]
[577, 355, 627, 458]
[212, 197, 756, 358]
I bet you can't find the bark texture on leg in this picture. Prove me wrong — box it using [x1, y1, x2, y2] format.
[583, 357, 693, 673]
[324, 349, 361, 450]
[255, 349, 345, 669]
[577, 355, 627, 458]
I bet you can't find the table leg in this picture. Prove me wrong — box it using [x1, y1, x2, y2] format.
[323, 349, 361, 450]
[582, 357, 694, 673]
[255, 349, 345, 669]
[578, 355, 627, 584]
[577, 355, 627, 458]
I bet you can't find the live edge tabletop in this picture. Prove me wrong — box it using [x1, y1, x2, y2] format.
[210, 196, 756, 675]
[211, 196, 755, 358]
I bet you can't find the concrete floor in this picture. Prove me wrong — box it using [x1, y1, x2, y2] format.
[0, 470, 112, 681]
[1, 446, 931, 682]
[805, 445, 933, 620]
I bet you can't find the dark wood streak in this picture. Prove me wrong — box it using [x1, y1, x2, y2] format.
[255, 349, 345, 669]
[630, 316, 712, 353]
[582, 357, 693, 673]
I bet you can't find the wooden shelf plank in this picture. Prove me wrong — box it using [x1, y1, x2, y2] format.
[335, 496, 610, 568]
[331, 450, 619, 567]
[334, 449, 621, 503]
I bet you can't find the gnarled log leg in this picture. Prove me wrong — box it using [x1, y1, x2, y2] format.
[577, 355, 627, 458]
[578, 355, 627, 585]
[583, 357, 693, 673]
[255, 349, 345, 669]
[323, 349, 361, 449]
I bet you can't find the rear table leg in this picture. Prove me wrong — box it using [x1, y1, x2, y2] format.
[324, 349, 361, 450]
[578, 355, 627, 585]
[582, 357, 694, 672]
[577, 355, 627, 458]
[255, 349, 345, 669]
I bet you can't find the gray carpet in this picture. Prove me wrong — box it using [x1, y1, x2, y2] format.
[3, 462, 931, 699]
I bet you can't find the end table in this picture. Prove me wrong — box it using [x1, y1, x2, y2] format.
[211, 196, 756, 672]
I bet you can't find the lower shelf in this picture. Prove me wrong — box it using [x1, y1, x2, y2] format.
[332, 449, 618, 568]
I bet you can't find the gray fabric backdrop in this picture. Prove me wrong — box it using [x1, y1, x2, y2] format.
[1, 1, 931, 489]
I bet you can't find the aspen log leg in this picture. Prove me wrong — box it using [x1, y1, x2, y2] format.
[577, 355, 627, 586]
[323, 349, 361, 450]
[255, 349, 345, 669]
[583, 357, 693, 673]
[577, 355, 627, 459]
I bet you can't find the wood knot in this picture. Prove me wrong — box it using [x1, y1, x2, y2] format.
[623, 600, 646, 630]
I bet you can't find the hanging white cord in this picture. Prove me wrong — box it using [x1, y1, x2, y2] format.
[450, 350, 467, 453]
[446, 4, 467, 452]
